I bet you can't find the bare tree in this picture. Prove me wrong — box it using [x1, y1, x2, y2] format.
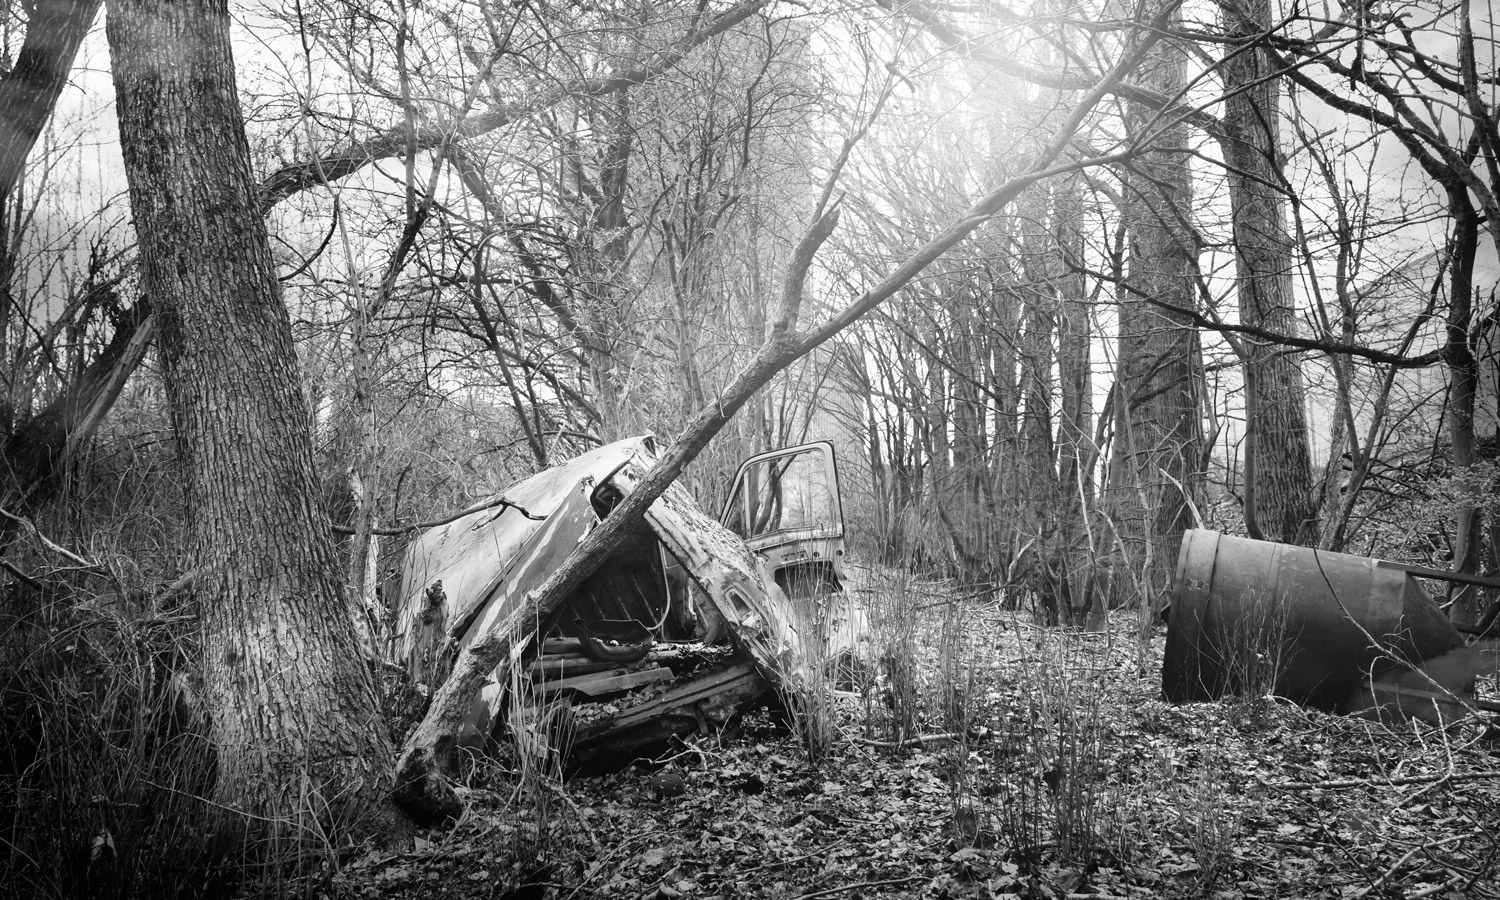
[105, 0, 408, 842]
[1263, 1, 1500, 621]
[394, 17, 1169, 821]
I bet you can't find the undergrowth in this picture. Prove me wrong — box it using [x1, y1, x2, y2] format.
[5, 555, 1492, 900]
[0, 598, 232, 900]
[990, 620, 1124, 873]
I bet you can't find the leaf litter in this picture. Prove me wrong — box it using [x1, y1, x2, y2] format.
[331, 586, 1500, 900]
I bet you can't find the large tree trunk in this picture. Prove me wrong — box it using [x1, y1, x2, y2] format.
[105, 0, 407, 844]
[1109, 0, 1203, 610]
[1220, 0, 1317, 546]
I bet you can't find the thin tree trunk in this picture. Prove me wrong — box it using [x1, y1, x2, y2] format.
[581, 91, 637, 440]
[1055, 171, 1093, 501]
[949, 302, 990, 584]
[987, 275, 1022, 541]
[1051, 171, 1103, 629]
[1445, 187, 1483, 624]
[923, 322, 954, 571]
[1448, 2, 1492, 624]
[106, 0, 407, 844]
[1018, 188, 1063, 620]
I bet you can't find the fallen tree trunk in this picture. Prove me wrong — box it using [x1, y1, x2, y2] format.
[391, 22, 1167, 822]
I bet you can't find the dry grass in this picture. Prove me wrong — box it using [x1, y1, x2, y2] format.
[7, 560, 1499, 899]
[0, 603, 232, 900]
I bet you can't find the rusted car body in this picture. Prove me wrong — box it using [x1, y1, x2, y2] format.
[394, 436, 847, 764]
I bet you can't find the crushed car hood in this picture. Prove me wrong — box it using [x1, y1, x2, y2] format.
[395, 437, 810, 693]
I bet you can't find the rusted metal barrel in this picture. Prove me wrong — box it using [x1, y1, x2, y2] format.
[1162, 530, 1466, 712]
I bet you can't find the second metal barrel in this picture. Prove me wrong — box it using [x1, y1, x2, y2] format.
[1162, 529, 1465, 712]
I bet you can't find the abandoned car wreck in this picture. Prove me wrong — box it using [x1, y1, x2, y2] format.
[394, 436, 852, 770]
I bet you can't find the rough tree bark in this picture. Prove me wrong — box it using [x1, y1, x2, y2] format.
[1220, 0, 1317, 546]
[1109, 0, 1203, 608]
[105, 0, 407, 842]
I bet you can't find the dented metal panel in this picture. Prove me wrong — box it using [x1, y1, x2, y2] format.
[394, 435, 826, 760]
[395, 436, 809, 684]
[395, 440, 644, 681]
[610, 455, 811, 690]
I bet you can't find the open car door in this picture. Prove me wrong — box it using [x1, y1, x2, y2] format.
[720, 441, 845, 600]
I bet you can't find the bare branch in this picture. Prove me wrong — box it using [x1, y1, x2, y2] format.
[881, 0, 1226, 140]
[0, 504, 98, 568]
[393, 7, 1175, 823]
[331, 494, 545, 536]
[258, 0, 771, 210]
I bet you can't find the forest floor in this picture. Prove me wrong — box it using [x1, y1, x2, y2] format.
[335, 577, 1500, 900]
